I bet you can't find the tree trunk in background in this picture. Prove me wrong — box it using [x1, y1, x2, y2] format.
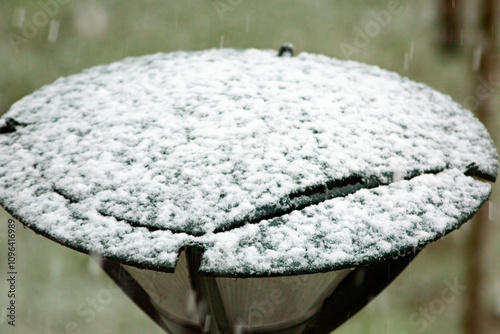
[441, 0, 461, 50]
[465, 1, 497, 333]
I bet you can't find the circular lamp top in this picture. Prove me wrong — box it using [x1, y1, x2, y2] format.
[0, 49, 497, 276]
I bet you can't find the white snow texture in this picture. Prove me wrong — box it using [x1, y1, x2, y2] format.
[0, 49, 496, 275]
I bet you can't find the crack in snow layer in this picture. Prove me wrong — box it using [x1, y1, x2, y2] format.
[53, 168, 451, 236]
[212, 169, 446, 235]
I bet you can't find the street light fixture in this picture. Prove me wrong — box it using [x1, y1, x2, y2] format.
[0, 46, 497, 333]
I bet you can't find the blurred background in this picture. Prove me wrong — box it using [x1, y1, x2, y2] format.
[0, 0, 498, 333]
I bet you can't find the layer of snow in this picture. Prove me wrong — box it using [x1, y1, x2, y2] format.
[0, 49, 496, 275]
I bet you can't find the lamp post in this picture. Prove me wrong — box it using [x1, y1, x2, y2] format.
[0, 45, 497, 333]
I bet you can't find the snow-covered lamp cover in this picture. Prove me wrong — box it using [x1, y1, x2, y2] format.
[0, 47, 497, 333]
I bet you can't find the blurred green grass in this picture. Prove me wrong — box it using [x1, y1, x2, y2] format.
[0, 0, 499, 333]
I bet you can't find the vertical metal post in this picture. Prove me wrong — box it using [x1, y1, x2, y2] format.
[303, 252, 420, 334]
[100, 259, 172, 333]
[185, 246, 230, 334]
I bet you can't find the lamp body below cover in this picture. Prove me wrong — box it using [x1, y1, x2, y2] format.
[123, 251, 350, 333]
